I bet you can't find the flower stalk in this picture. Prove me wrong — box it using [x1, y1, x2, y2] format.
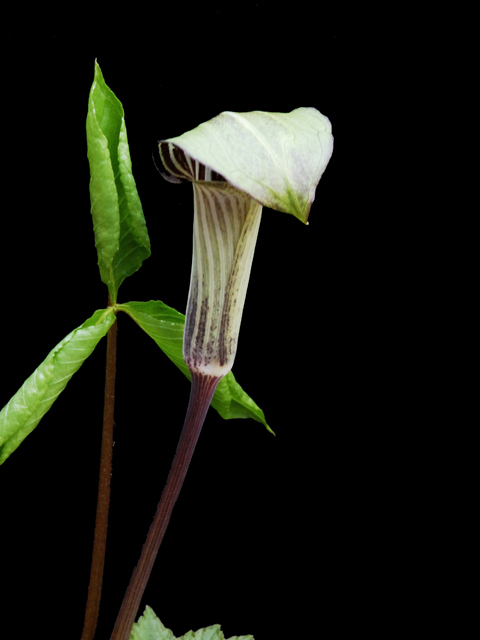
[109, 372, 219, 640]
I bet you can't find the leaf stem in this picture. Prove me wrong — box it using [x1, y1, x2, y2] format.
[109, 371, 220, 640]
[81, 301, 118, 640]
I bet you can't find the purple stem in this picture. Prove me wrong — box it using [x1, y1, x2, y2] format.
[109, 371, 220, 640]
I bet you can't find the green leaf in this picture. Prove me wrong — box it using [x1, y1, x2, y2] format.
[118, 301, 273, 434]
[160, 107, 333, 223]
[0, 308, 116, 465]
[130, 606, 254, 640]
[86, 60, 150, 303]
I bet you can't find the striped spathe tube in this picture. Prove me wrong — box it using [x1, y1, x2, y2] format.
[159, 141, 262, 379]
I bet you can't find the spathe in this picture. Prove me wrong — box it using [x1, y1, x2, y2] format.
[160, 107, 333, 224]
[159, 107, 333, 377]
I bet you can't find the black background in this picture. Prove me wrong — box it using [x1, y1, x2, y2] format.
[1, 10, 466, 640]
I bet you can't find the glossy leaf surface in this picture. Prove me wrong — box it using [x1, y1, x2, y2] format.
[130, 606, 253, 640]
[118, 301, 272, 433]
[161, 107, 333, 223]
[0, 308, 116, 464]
[87, 61, 150, 302]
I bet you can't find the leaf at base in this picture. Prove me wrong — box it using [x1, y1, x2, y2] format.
[0, 308, 115, 464]
[130, 606, 254, 640]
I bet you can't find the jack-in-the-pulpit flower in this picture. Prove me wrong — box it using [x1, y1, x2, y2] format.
[109, 110, 333, 640]
[160, 107, 333, 381]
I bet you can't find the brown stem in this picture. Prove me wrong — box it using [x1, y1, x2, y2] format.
[81, 303, 118, 640]
[109, 371, 220, 640]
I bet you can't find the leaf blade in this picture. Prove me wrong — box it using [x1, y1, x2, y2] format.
[130, 606, 254, 640]
[0, 308, 116, 464]
[130, 606, 175, 640]
[86, 61, 150, 301]
[86, 64, 121, 288]
[118, 301, 272, 433]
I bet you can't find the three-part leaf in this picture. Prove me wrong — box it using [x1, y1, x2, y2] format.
[0, 308, 116, 464]
[130, 606, 254, 640]
[87, 61, 150, 303]
[118, 301, 273, 433]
